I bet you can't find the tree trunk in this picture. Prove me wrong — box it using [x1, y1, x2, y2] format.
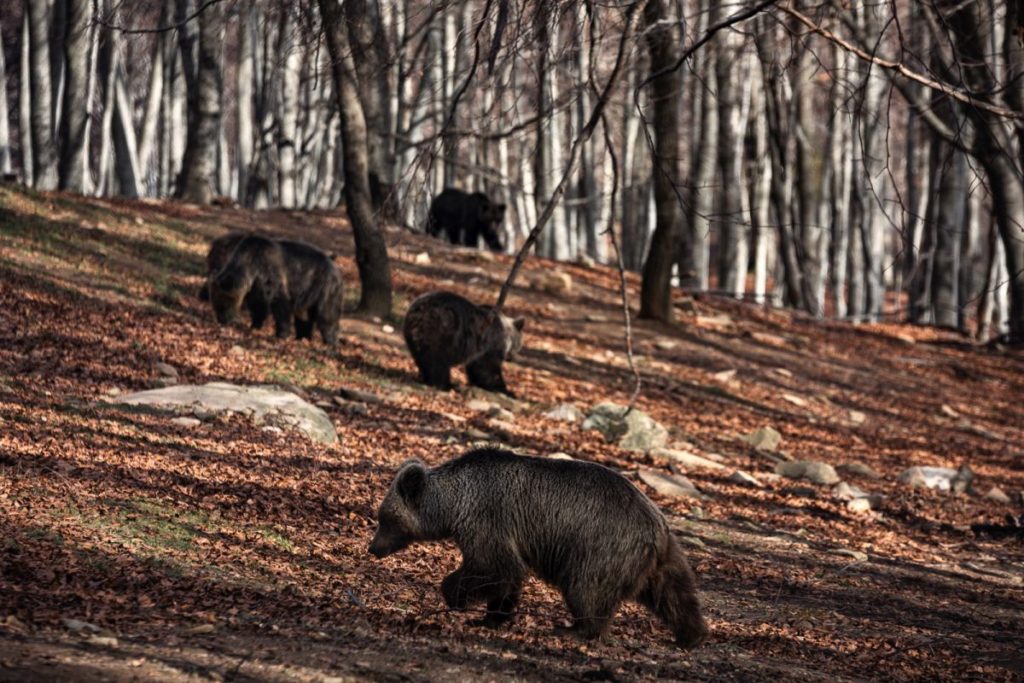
[683, 0, 719, 291]
[716, 33, 749, 298]
[57, 0, 91, 193]
[26, 0, 59, 189]
[174, 0, 222, 204]
[136, 19, 166, 194]
[236, 3, 255, 205]
[19, 12, 33, 182]
[749, 70, 772, 305]
[278, 9, 301, 208]
[0, 23, 12, 175]
[639, 0, 683, 322]
[346, 0, 394, 216]
[319, 0, 393, 316]
[535, 9, 568, 260]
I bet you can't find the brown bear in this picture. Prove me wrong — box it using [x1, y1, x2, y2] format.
[402, 291, 523, 396]
[207, 235, 343, 346]
[368, 448, 709, 648]
[198, 232, 269, 330]
[426, 188, 506, 251]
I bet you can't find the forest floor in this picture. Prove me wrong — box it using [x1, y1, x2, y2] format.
[0, 184, 1022, 682]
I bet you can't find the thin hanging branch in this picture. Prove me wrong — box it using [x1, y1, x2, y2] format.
[494, 0, 641, 312]
[600, 110, 642, 413]
[780, 3, 1024, 120]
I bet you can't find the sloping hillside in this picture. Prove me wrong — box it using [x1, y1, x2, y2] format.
[1, 185, 1022, 681]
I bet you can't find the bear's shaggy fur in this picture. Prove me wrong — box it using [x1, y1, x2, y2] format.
[208, 235, 343, 346]
[426, 188, 506, 251]
[198, 232, 269, 329]
[368, 448, 709, 648]
[402, 291, 523, 395]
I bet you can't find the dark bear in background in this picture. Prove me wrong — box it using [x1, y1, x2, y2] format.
[208, 235, 343, 346]
[198, 232, 269, 330]
[368, 448, 709, 648]
[427, 188, 506, 251]
[402, 291, 523, 395]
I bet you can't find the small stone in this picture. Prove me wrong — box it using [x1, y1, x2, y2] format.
[86, 635, 118, 647]
[586, 314, 608, 322]
[186, 624, 216, 635]
[261, 426, 283, 435]
[940, 404, 960, 418]
[679, 536, 706, 549]
[985, 486, 1011, 505]
[899, 466, 958, 491]
[655, 339, 678, 351]
[487, 407, 514, 422]
[381, 324, 395, 334]
[228, 345, 245, 357]
[832, 481, 868, 501]
[830, 549, 868, 562]
[848, 410, 867, 425]
[583, 403, 668, 452]
[105, 387, 122, 397]
[712, 369, 737, 383]
[549, 452, 574, 461]
[170, 417, 201, 429]
[695, 314, 733, 329]
[543, 403, 583, 423]
[155, 362, 178, 379]
[846, 498, 874, 514]
[413, 251, 431, 265]
[465, 428, 491, 441]
[441, 412, 467, 424]
[894, 332, 916, 345]
[728, 470, 763, 488]
[775, 460, 840, 485]
[650, 448, 725, 471]
[639, 469, 704, 499]
[837, 461, 882, 480]
[487, 419, 515, 432]
[62, 618, 100, 634]
[467, 399, 496, 413]
[537, 271, 573, 296]
[743, 426, 782, 452]
[576, 253, 596, 268]
[771, 367, 794, 378]
[782, 393, 807, 407]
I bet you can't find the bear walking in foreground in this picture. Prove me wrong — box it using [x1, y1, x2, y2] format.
[207, 235, 343, 346]
[402, 291, 523, 395]
[198, 232, 269, 329]
[427, 188, 506, 251]
[368, 448, 709, 648]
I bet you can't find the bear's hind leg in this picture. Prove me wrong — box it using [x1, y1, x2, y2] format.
[270, 298, 293, 339]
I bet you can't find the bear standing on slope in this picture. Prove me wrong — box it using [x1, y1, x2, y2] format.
[402, 291, 523, 396]
[426, 188, 506, 251]
[368, 448, 709, 649]
[207, 235, 343, 346]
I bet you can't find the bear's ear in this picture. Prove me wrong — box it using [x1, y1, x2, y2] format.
[495, 203, 507, 213]
[513, 317, 525, 331]
[395, 459, 427, 504]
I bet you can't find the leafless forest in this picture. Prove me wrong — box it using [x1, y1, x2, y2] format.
[2, 0, 1022, 339]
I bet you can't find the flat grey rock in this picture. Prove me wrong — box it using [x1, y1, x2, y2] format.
[775, 460, 840, 485]
[114, 382, 338, 444]
[743, 426, 782, 452]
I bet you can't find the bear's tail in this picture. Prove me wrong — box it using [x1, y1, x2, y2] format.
[638, 535, 709, 649]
